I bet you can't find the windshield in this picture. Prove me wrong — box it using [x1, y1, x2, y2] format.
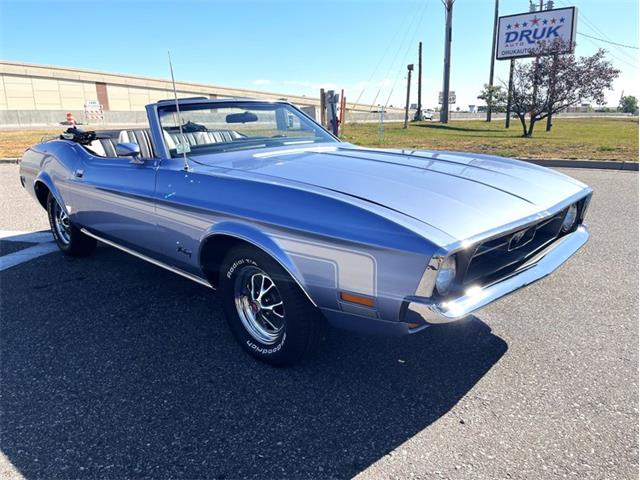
[158, 101, 337, 157]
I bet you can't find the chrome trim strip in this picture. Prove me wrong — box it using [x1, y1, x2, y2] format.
[441, 188, 592, 254]
[80, 228, 214, 289]
[406, 225, 589, 324]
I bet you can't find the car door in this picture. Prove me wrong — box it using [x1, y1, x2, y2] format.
[153, 158, 210, 274]
[69, 147, 161, 257]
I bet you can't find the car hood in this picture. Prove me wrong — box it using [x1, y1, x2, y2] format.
[195, 144, 589, 240]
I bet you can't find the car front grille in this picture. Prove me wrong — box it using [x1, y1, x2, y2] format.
[462, 209, 568, 288]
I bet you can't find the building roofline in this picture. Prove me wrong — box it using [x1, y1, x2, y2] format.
[0, 59, 318, 105]
[0, 59, 403, 112]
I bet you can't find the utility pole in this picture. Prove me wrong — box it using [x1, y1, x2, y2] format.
[415, 42, 423, 121]
[440, 0, 454, 123]
[404, 64, 414, 129]
[486, 0, 499, 122]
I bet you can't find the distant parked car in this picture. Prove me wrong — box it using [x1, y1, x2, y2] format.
[19, 97, 592, 366]
[415, 109, 433, 121]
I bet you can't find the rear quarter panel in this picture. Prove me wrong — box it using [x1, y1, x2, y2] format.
[19, 140, 81, 212]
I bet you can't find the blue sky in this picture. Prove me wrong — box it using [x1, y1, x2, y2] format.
[0, 0, 637, 108]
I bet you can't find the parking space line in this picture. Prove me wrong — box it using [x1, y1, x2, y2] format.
[0, 230, 52, 243]
[0, 451, 26, 480]
[0, 242, 59, 271]
[0, 229, 58, 271]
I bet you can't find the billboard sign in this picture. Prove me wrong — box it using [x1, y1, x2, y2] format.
[496, 7, 577, 60]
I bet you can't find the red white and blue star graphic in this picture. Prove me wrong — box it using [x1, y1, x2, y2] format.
[506, 16, 565, 30]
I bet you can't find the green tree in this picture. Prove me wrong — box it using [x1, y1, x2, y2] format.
[505, 41, 619, 137]
[619, 95, 638, 114]
[477, 84, 507, 114]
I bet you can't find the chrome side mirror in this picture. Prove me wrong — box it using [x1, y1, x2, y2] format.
[115, 142, 143, 163]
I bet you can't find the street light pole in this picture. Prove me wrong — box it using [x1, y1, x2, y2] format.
[404, 64, 414, 129]
[440, 0, 454, 123]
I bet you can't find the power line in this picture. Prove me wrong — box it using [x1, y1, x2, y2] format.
[576, 32, 639, 51]
[377, 1, 428, 108]
[351, 4, 420, 109]
[367, 0, 425, 111]
[578, 35, 638, 69]
[557, 0, 638, 63]
[383, 0, 429, 108]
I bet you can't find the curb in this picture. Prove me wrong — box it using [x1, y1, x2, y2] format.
[0, 158, 19, 164]
[519, 158, 639, 171]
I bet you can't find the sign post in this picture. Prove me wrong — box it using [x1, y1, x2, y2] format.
[505, 58, 515, 128]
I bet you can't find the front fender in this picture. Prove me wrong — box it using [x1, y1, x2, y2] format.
[199, 221, 317, 307]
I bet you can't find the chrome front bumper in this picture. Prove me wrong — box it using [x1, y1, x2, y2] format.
[404, 225, 589, 326]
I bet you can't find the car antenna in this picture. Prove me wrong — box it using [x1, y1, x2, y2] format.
[168, 51, 190, 172]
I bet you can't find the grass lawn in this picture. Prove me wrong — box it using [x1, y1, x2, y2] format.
[1, 129, 62, 158]
[1, 117, 637, 161]
[341, 117, 638, 162]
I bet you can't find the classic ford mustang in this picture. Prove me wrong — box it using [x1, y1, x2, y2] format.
[19, 97, 591, 365]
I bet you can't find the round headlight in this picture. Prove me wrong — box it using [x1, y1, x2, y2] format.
[561, 204, 577, 232]
[435, 256, 456, 295]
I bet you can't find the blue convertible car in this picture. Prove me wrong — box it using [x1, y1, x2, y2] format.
[19, 97, 591, 365]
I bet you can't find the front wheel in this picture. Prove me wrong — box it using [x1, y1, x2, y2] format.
[219, 245, 325, 366]
[46, 193, 96, 256]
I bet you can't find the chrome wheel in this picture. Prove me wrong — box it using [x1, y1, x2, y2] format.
[234, 266, 286, 345]
[52, 200, 71, 245]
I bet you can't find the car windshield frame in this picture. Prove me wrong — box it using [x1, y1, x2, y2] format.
[158, 100, 338, 158]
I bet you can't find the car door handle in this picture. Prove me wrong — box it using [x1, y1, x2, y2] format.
[73, 169, 84, 178]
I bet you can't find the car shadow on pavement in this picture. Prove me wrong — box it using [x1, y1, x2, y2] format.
[0, 246, 508, 479]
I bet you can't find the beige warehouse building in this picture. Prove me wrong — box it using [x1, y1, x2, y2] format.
[0, 60, 404, 127]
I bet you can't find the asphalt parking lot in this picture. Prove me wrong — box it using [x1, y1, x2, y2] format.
[0, 163, 637, 479]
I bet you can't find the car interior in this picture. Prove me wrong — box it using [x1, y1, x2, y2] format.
[82, 127, 245, 159]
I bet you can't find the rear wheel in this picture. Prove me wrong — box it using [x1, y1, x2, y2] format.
[46, 193, 96, 256]
[219, 245, 324, 366]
